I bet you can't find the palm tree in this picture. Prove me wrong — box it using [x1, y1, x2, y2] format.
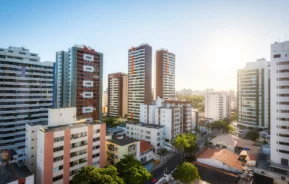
[173, 133, 197, 161]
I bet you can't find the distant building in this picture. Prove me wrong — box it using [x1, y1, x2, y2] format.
[102, 89, 108, 107]
[53, 45, 103, 121]
[126, 122, 164, 152]
[237, 58, 270, 128]
[128, 44, 152, 120]
[0, 46, 54, 162]
[35, 118, 106, 184]
[192, 109, 199, 130]
[155, 49, 175, 100]
[108, 73, 128, 117]
[106, 135, 140, 165]
[205, 89, 230, 121]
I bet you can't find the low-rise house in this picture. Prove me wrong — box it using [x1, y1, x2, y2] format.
[239, 150, 257, 167]
[210, 134, 259, 154]
[106, 135, 140, 165]
[139, 140, 154, 163]
[0, 163, 34, 184]
[197, 148, 243, 174]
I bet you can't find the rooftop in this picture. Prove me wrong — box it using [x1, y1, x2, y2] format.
[107, 127, 125, 134]
[127, 122, 164, 129]
[27, 122, 48, 126]
[197, 148, 243, 171]
[40, 121, 102, 133]
[140, 140, 154, 154]
[107, 137, 138, 146]
[0, 163, 33, 184]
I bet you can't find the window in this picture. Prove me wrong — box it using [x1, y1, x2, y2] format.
[145, 136, 150, 139]
[279, 149, 289, 154]
[95, 129, 100, 133]
[274, 54, 281, 58]
[93, 145, 100, 150]
[53, 155, 63, 162]
[53, 165, 63, 172]
[92, 153, 99, 158]
[281, 158, 289, 166]
[54, 136, 64, 142]
[53, 146, 64, 152]
[93, 137, 100, 142]
[53, 175, 63, 182]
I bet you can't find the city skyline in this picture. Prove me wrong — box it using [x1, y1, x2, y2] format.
[2, 0, 289, 91]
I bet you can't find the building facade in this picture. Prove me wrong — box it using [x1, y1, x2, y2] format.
[126, 122, 164, 152]
[53, 45, 103, 121]
[36, 121, 106, 184]
[270, 41, 289, 171]
[53, 51, 69, 108]
[237, 59, 270, 128]
[205, 89, 230, 121]
[155, 49, 175, 100]
[0, 46, 54, 162]
[108, 72, 128, 117]
[128, 44, 152, 120]
[106, 136, 140, 166]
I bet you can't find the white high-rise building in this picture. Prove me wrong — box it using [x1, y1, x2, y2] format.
[128, 44, 152, 120]
[205, 89, 230, 121]
[270, 41, 289, 172]
[0, 46, 54, 162]
[237, 59, 270, 129]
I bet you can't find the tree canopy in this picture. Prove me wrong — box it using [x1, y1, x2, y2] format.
[72, 165, 124, 184]
[172, 162, 200, 184]
[173, 133, 198, 160]
[176, 94, 204, 112]
[115, 155, 152, 184]
[209, 120, 234, 134]
[245, 130, 259, 141]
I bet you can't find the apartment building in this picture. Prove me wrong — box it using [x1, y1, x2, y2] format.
[205, 89, 230, 121]
[36, 121, 106, 184]
[108, 72, 128, 117]
[0, 46, 54, 162]
[53, 45, 103, 121]
[126, 122, 164, 152]
[270, 41, 289, 174]
[237, 59, 270, 128]
[128, 44, 152, 120]
[25, 108, 77, 173]
[53, 51, 69, 108]
[165, 99, 193, 133]
[155, 49, 175, 100]
[139, 97, 183, 148]
[106, 135, 140, 165]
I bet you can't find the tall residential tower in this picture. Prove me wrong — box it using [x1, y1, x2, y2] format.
[108, 72, 128, 117]
[155, 49, 175, 100]
[270, 41, 289, 172]
[53, 45, 103, 121]
[128, 44, 152, 120]
[0, 47, 54, 162]
[237, 58, 270, 129]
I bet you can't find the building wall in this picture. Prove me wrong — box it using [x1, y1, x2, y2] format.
[197, 158, 242, 173]
[36, 123, 105, 184]
[126, 123, 163, 151]
[108, 73, 128, 117]
[7, 175, 34, 184]
[128, 44, 152, 120]
[48, 108, 77, 126]
[155, 50, 175, 100]
[205, 89, 230, 121]
[270, 41, 289, 165]
[0, 47, 54, 161]
[140, 149, 154, 163]
[237, 58, 270, 128]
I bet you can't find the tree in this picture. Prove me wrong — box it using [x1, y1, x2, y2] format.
[231, 112, 238, 121]
[245, 130, 259, 141]
[115, 155, 152, 184]
[172, 162, 200, 184]
[173, 133, 198, 160]
[72, 166, 124, 184]
[103, 117, 116, 128]
[210, 120, 234, 134]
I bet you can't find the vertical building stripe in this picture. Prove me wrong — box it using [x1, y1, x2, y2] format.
[87, 125, 93, 166]
[43, 132, 54, 184]
[63, 129, 71, 184]
[99, 123, 106, 168]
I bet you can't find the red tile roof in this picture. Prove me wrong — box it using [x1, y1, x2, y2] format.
[140, 140, 154, 154]
[197, 148, 243, 171]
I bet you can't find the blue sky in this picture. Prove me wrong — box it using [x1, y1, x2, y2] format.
[1, 0, 289, 91]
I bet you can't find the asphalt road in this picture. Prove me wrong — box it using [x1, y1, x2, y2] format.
[197, 130, 218, 148]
